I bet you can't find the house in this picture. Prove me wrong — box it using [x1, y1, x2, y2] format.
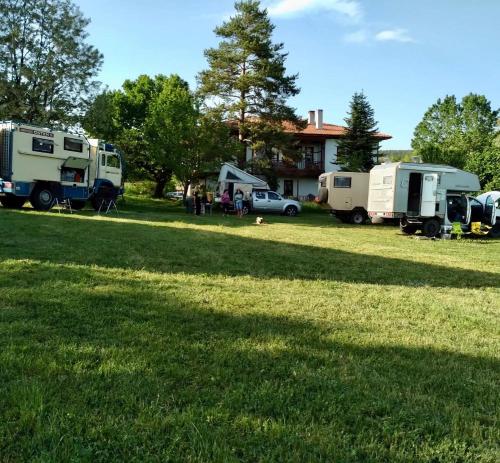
[245, 109, 392, 199]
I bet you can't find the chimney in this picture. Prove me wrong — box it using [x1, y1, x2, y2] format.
[315, 109, 323, 129]
[308, 110, 316, 125]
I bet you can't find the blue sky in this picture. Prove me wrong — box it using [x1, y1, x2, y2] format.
[75, 0, 500, 149]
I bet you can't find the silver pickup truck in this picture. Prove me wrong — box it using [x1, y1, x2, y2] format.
[251, 190, 302, 216]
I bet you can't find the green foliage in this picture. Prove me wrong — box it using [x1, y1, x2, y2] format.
[380, 150, 417, 163]
[0, 202, 499, 461]
[198, 0, 305, 180]
[336, 92, 380, 172]
[0, 0, 102, 125]
[465, 146, 500, 191]
[412, 94, 499, 173]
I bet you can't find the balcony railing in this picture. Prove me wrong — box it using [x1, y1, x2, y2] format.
[272, 159, 324, 171]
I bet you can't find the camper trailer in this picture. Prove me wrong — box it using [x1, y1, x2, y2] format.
[318, 172, 370, 224]
[0, 121, 123, 211]
[216, 162, 270, 199]
[367, 162, 488, 237]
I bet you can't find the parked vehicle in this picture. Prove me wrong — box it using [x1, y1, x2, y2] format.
[166, 191, 183, 200]
[216, 162, 269, 200]
[252, 190, 302, 216]
[475, 191, 500, 237]
[367, 162, 492, 237]
[0, 121, 123, 211]
[318, 171, 369, 224]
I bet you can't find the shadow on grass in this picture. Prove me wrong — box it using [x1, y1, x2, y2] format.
[0, 209, 498, 288]
[0, 261, 498, 461]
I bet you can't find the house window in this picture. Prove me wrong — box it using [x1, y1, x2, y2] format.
[32, 137, 54, 154]
[334, 176, 352, 188]
[284, 180, 293, 197]
[64, 137, 83, 153]
[304, 146, 314, 165]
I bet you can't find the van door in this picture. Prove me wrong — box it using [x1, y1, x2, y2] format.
[420, 173, 438, 217]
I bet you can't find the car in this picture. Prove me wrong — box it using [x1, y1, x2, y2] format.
[166, 191, 183, 200]
[251, 190, 301, 216]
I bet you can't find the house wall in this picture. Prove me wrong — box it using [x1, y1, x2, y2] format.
[276, 177, 318, 199]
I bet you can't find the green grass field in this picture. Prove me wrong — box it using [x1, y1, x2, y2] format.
[1, 192, 499, 462]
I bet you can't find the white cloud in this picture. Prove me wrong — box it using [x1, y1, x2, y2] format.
[375, 28, 415, 43]
[266, 0, 362, 20]
[343, 29, 368, 43]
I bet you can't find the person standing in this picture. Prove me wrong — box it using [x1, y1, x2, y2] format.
[221, 189, 231, 217]
[234, 189, 244, 218]
[194, 191, 201, 216]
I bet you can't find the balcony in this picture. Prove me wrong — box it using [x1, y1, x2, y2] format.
[272, 159, 324, 177]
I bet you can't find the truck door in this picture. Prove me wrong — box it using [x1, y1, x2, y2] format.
[483, 195, 497, 226]
[420, 173, 438, 217]
[99, 152, 122, 187]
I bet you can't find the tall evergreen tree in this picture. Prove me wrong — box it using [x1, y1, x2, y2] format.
[0, 0, 102, 125]
[198, 0, 304, 179]
[336, 92, 380, 172]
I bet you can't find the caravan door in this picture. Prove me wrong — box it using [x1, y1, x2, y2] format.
[483, 195, 497, 226]
[420, 173, 438, 217]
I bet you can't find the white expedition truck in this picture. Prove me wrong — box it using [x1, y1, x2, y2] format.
[368, 162, 497, 237]
[318, 171, 370, 224]
[0, 121, 123, 211]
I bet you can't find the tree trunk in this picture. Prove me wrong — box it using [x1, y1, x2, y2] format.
[153, 177, 168, 198]
[182, 181, 190, 201]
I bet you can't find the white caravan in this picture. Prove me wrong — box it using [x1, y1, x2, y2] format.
[367, 162, 497, 237]
[318, 172, 370, 224]
[0, 121, 123, 211]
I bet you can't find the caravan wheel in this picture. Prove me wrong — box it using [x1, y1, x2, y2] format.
[30, 185, 54, 211]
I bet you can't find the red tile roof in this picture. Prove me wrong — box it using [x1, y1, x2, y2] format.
[283, 121, 392, 140]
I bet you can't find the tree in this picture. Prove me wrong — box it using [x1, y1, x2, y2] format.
[336, 92, 380, 172]
[0, 0, 102, 125]
[412, 94, 499, 169]
[144, 75, 198, 198]
[198, 0, 304, 181]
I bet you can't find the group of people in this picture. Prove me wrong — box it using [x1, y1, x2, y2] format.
[221, 188, 246, 217]
[192, 191, 213, 216]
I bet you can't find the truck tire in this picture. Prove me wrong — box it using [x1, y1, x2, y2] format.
[422, 218, 441, 238]
[318, 187, 328, 203]
[70, 200, 86, 211]
[30, 184, 54, 211]
[0, 194, 26, 209]
[284, 205, 298, 217]
[488, 223, 500, 238]
[350, 209, 367, 225]
[400, 218, 418, 235]
[91, 184, 117, 211]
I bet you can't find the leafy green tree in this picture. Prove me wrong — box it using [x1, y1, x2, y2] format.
[336, 92, 380, 172]
[412, 94, 499, 169]
[81, 90, 121, 141]
[465, 147, 500, 191]
[0, 0, 102, 125]
[144, 75, 198, 198]
[198, 0, 304, 180]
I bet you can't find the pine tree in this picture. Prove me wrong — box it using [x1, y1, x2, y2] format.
[198, 0, 304, 176]
[336, 92, 380, 172]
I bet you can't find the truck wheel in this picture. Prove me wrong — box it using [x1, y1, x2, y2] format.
[30, 185, 54, 211]
[70, 200, 86, 211]
[400, 218, 418, 235]
[0, 194, 26, 209]
[350, 210, 366, 225]
[488, 224, 500, 238]
[284, 205, 298, 217]
[422, 218, 441, 238]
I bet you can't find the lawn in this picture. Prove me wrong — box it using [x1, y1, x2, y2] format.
[0, 193, 499, 462]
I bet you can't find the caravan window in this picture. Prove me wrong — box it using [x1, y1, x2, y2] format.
[64, 137, 83, 153]
[334, 176, 351, 188]
[32, 137, 54, 154]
